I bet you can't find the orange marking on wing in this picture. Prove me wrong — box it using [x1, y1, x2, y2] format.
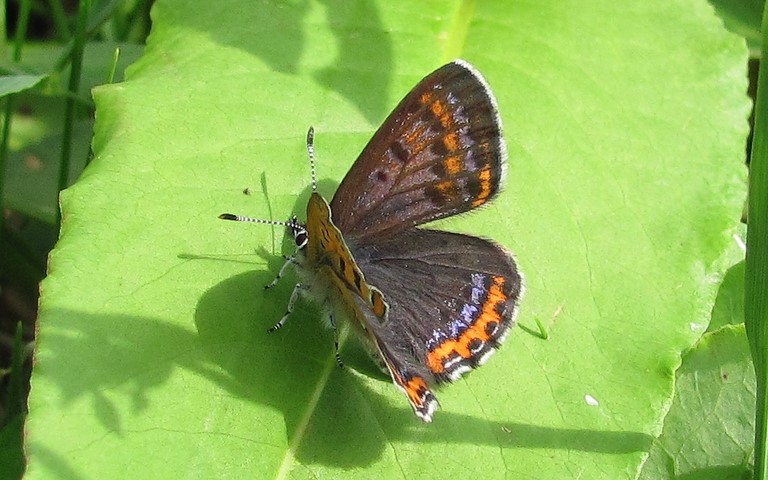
[394, 370, 429, 407]
[426, 276, 508, 374]
[430, 99, 452, 128]
[431, 99, 445, 116]
[434, 179, 459, 201]
[471, 166, 493, 207]
[406, 377, 429, 406]
[443, 132, 459, 152]
[420, 91, 433, 105]
[444, 155, 462, 175]
[371, 288, 387, 319]
[404, 119, 430, 147]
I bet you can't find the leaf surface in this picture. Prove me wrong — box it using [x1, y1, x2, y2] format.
[25, 1, 749, 478]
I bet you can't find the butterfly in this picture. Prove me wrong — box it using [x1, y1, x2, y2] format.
[220, 60, 523, 422]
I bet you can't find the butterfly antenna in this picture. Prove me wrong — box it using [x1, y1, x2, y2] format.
[218, 214, 298, 229]
[307, 126, 317, 192]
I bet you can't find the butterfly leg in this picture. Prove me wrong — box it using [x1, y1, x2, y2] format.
[268, 283, 306, 333]
[328, 311, 344, 368]
[264, 253, 299, 290]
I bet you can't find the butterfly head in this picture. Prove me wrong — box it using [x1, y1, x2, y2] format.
[288, 215, 308, 250]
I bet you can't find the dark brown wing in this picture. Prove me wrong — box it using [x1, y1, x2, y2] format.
[330, 60, 507, 243]
[352, 228, 523, 385]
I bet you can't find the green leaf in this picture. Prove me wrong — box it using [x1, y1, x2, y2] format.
[0, 74, 46, 97]
[711, 260, 746, 332]
[639, 325, 755, 480]
[709, 0, 764, 53]
[25, 0, 749, 478]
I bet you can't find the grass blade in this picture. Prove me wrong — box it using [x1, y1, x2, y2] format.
[745, 4, 768, 480]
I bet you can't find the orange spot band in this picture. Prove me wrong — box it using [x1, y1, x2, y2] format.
[443, 132, 459, 152]
[444, 155, 462, 175]
[426, 276, 507, 374]
[472, 166, 493, 206]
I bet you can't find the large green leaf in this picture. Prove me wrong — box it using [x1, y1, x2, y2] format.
[639, 325, 755, 480]
[711, 259, 746, 332]
[0, 75, 46, 96]
[25, 0, 748, 478]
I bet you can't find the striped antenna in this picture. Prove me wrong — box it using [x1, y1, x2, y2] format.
[218, 214, 300, 229]
[219, 127, 317, 226]
[306, 126, 317, 192]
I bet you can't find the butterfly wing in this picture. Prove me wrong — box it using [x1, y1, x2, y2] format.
[330, 60, 507, 243]
[351, 228, 522, 420]
[353, 307, 440, 422]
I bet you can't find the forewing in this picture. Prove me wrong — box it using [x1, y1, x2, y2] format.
[353, 229, 523, 384]
[330, 60, 507, 242]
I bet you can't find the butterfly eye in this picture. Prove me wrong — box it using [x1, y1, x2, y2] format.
[291, 224, 308, 249]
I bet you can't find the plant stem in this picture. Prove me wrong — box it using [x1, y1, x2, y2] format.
[46, 0, 72, 41]
[58, 0, 91, 227]
[745, 4, 768, 480]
